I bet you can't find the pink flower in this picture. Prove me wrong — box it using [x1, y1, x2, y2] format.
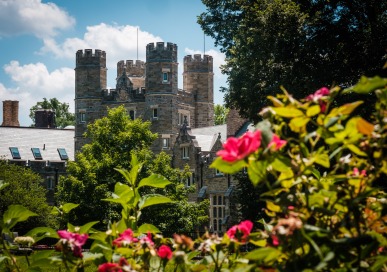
[271, 235, 279, 246]
[353, 168, 366, 177]
[226, 220, 253, 242]
[98, 257, 130, 272]
[57, 230, 88, 258]
[306, 87, 330, 102]
[157, 245, 173, 259]
[217, 130, 261, 162]
[140, 232, 154, 247]
[268, 134, 287, 150]
[113, 229, 138, 247]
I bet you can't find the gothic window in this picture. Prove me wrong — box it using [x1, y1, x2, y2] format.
[211, 194, 226, 234]
[182, 146, 189, 159]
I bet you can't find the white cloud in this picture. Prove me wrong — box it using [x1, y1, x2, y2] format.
[41, 23, 163, 70]
[0, 0, 75, 38]
[1, 61, 74, 126]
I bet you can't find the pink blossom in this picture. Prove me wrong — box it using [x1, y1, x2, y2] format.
[98, 257, 130, 272]
[113, 229, 138, 247]
[57, 230, 88, 257]
[271, 235, 280, 246]
[306, 87, 330, 102]
[268, 134, 287, 150]
[140, 232, 154, 247]
[157, 245, 173, 259]
[217, 131, 261, 162]
[226, 220, 253, 242]
[353, 168, 366, 177]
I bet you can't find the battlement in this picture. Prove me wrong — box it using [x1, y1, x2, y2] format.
[184, 54, 213, 63]
[76, 49, 106, 58]
[146, 42, 177, 52]
[117, 60, 145, 69]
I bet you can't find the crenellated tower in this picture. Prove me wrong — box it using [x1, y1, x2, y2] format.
[74, 49, 107, 152]
[183, 54, 214, 128]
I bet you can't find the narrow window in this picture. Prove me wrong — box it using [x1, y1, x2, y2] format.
[163, 72, 168, 82]
[213, 195, 217, 205]
[153, 108, 158, 119]
[47, 176, 54, 190]
[31, 148, 43, 160]
[79, 112, 86, 123]
[213, 219, 217, 231]
[129, 110, 135, 120]
[9, 147, 21, 159]
[57, 148, 69, 160]
[162, 138, 169, 149]
[182, 146, 189, 159]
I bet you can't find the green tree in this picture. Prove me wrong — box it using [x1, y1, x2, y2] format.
[198, 0, 387, 122]
[0, 161, 56, 233]
[29, 98, 75, 128]
[214, 104, 229, 125]
[56, 106, 208, 233]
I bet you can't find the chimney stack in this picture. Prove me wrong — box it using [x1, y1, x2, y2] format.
[2, 100, 20, 127]
[35, 109, 56, 128]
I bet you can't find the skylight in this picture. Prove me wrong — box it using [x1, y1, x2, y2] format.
[31, 148, 43, 160]
[9, 147, 21, 159]
[57, 148, 68, 160]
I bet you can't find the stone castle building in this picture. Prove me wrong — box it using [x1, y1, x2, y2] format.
[75, 42, 214, 154]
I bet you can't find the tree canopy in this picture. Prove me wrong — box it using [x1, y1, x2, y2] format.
[29, 98, 75, 128]
[214, 104, 229, 125]
[56, 106, 208, 232]
[0, 161, 56, 233]
[198, 0, 387, 122]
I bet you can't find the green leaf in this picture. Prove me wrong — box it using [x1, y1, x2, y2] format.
[271, 156, 292, 172]
[138, 174, 171, 189]
[245, 247, 284, 263]
[338, 101, 363, 115]
[0, 180, 9, 191]
[138, 195, 173, 210]
[2, 205, 38, 230]
[79, 221, 99, 234]
[306, 105, 321, 117]
[271, 106, 304, 118]
[26, 227, 59, 242]
[345, 76, 387, 94]
[248, 159, 268, 186]
[30, 250, 56, 268]
[314, 153, 330, 168]
[210, 157, 247, 174]
[61, 203, 79, 214]
[138, 223, 160, 234]
[347, 144, 367, 156]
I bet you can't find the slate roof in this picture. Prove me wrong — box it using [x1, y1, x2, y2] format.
[190, 124, 227, 152]
[0, 126, 75, 161]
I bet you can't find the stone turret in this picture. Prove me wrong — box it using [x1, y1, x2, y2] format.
[74, 49, 107, 152]
[117, 60, 145, 78]
[183, 54, 214, 128]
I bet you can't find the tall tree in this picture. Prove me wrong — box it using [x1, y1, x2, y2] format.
[0, 161, 56, 233]
[29, 98, 75, 128]
[56, 106, 208, 232]
[214, 104, 229, 125]
[198, 0, 387, 122]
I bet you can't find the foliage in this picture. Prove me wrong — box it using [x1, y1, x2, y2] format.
[198, 0, 387, 122]
[0, 161, 56, 233]
[29, 97, 75, 128]
[1, 76, 386, 271]
[56, 106, 208, 233]
[214, 104, 229, 125]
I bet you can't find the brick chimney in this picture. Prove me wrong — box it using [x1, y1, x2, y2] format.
[2, 100, 20, 127]
[226, 108, 248, 138]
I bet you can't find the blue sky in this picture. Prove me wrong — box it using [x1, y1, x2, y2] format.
[0, 0, 226, 126]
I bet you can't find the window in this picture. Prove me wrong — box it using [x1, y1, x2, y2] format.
[79, 110, 86, 123]
[57, 148, 68, 160]
[162, 72, 168, 82]
[178, 112, 190, 126]
[185, 172, 194, 187]
[47, 176, 55, 190]
[9, 147, 21, 159]
[162, 138, 169, 149]
[211, 194, 226, 234]
[31, 148, 43, 160]
[129, 110, 135, 120]
[182, 146, 189, 159]
[153, 108, 158, 119]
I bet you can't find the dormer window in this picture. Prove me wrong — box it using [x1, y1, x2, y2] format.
[31, 148, 43, 160]
[9, 147, 21, 159]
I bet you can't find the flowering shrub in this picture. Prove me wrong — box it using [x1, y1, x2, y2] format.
[0, 75, 386, 271]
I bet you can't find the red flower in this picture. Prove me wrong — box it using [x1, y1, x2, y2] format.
[113, 229, 138, 247]
[157, 245, 173, 259]
[217, 130, 261, 162]
[271, 235, 279, 246]
[268, 134, 287, 151]
[98, 258, 129, 272]
[226, 220, 253, 242]
[57, 230, 88, 257]
[306, 87, 330, 102]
